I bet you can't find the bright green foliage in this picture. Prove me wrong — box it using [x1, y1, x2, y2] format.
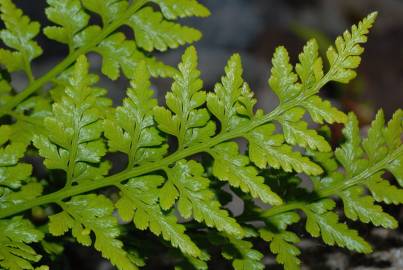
[0, 7, 402, 270]
[128, 7, 201, 52]
[303, 199, 372, 253]
[152, 0, 210, 19]
[330, 111, 402, 223]
[94, 33, 176, 79]
[41, 0, 204, 80]
[0, 125, 31, 189]
[44, 0, 89, 50]
[154, 46, 215, 148]
[326, 12, 377, 83]
[104, 62, 167, 167]
[366, 172, 403, 205]
[269, 46, 302, 103]
[116, 175, 201, 257]
[48, 194, 136, 270]
[207, 54, 250, 131]
[279, 107, 331, 151]
[81, 0, 128, 26]
[161, 160, 243, 236]
[0, 0, 42, 75]
[0, 216, 44, 270]
[295, 39, 323, 90]
[0, 125, 41, 210]
[33, 56, 109, 186]
[261, 231, 300, 270]
[302, 96, 347, 124]
[341, 186, 397, 228]
[247, 124, 323, 175]
[210, 142, 282, 205]
[260, 212, 301, 270]
[10, 96, 52, 148]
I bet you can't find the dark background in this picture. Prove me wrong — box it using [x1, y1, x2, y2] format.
[7, 0, 403, 269]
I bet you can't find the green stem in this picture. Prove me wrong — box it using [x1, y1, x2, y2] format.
[0, 0, 148, 117]
[65, 113, 80, 187]
[261, 145, 403, 218]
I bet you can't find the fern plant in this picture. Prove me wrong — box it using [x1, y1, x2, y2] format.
[0, 0, 401, 269]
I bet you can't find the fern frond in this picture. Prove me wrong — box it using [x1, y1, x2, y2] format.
[116, 175, 201, 257]
[127, 7, 202, 52]
[0, 216, 44, 270]
[1, 10, 401, 270]
[104, 62, 167, 167]
[260, 212, 301, 270]
[81, 0, 128, 26]
[152, 0, 210, 19]
[161, 160, 244, 236]
[210, 142, 282, 205]
[49, 194, 136, 270]
[0, 0, 42, 77]
[33, 56, 110, 186]
[44, 0, 90, 50]
[154, 46, 215, 149]
[303, 199, 372, 253]
[220, 232, 265, 270]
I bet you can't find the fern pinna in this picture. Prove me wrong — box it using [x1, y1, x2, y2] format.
[0, 0, 401, 269]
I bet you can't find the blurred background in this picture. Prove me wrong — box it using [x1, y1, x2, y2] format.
[9, 0, 403, 269]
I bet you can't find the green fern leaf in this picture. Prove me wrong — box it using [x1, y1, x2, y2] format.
[304, 200, 372, 253]
[260, 212, 301, 270]
[384, 109, 402, 149]
[247, 124, 323, 175]
[384, 109, 403, 186]
[104, 62, 167, 167]
[48, 194, 136, 270]
[341, 186, 397, 228]
[81, 0, 128, 26]
[0, 0, 42, 74]
[362, 110, 388, 163]
[210, 142, 282, 205]
[127, 7, 201, 52]
[44, 0, 89, 50]
[295, 39, 324, 89]
[207, 54, 249, 131]
[326, 12, 377, 83]
[0, 216, 44, 270]
[33, 56, 109, 186]
[335, 113, 367, 177]
[366, 172, 403, 205]
[152, 0, 210, 19]
[9, 96, 52, 148]
[222, 235, 264, 270]
[116, 175, 201, 257]
[0, 182, 43, 210]
[94, 32, 176, 79]
[0, 126, 31, 190]
[0, 124, 44, 210]
[236, 83, 258, 119]
[279, 107, 331, 152]
[154, 46, 215, 148]
[301, 96, 347, 124]
[269, 46, 301, 102]
[161, 160, 244, 236]
[261, 230, 301, 270]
